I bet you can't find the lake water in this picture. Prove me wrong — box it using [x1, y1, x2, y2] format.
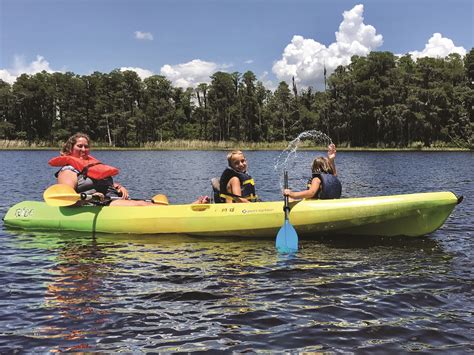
[0, 150, 472, 352]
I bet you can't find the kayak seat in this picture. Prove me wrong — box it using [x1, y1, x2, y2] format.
[211, 177, 225, 203]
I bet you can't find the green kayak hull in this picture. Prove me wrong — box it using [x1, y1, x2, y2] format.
[3, 191, 459, 238]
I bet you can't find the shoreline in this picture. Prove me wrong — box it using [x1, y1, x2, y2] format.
[0, 139, 471, 152]
[0, 147, 470, 152]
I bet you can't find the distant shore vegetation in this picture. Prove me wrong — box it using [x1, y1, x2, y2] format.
[0, 139, 468, 151]
[0, 49, 472, 150]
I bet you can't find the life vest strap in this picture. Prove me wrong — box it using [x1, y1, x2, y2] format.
[219, 192, 258, 202]
[243, 179, 255, 186]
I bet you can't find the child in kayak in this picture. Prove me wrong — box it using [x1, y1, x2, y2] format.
[216, 150, 258, 203]
[283, 144, 342, 200]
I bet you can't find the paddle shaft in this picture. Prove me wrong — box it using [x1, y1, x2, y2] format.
[283, 171, 290, 219]
[110, 196, 159, 203]
[74, 195, 167, 206]
[44, 184, 168, 206]
[101, 193, 168, 205]
[80, 192, 96, 202]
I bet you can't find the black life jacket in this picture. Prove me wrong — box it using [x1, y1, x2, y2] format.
[307, 173, 342, 199]
[218, 168, 258, 202]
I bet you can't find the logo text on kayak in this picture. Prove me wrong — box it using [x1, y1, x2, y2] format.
[15, 208, 34, 218]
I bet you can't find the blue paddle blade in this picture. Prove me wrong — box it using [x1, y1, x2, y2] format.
[275, 220, 298, 253]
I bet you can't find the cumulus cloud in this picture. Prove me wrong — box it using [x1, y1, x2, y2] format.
[134, 31, 153, 41]
[258, 71, 276, 92]
[244, 59, 254, 64]
[408, 32, 466, 60]
[273, 4, 466, 89]
[273, 4, 383, 88]
[0, 55, 57, 84]
[120, 67, 154, 80]
[0, 70, 16, 84]
[160, 59, 229, 88]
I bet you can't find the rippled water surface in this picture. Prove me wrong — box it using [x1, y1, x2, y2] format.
[0, 150, 472, 352]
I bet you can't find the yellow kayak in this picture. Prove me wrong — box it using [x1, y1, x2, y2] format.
[3, 191, 460, 237]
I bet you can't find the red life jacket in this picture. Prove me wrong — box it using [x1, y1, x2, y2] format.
[48, 155, 119, 180]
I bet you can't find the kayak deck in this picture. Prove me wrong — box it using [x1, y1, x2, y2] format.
[3, 191, 459, 237]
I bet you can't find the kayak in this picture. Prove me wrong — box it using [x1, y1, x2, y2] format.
[3, 191, 460, 237]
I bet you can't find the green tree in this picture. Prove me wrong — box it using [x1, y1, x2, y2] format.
[194, 83, 212, 139]
[240, 71, 260, 141]
[142, 75, 174, 142]
[272, 81, 292, 141]
[208, 72, 238, 141]
[0, 80, 15, 139]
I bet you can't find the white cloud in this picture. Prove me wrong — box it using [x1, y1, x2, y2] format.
[244, 59, 254, 64]
[160, 59, 228, 88]
[0, 55, 57, 84]
[0, 70, 16, 84]
[134, 31, 153, 41]
[259, 71, 276, 92]
[409, 33, 466, 60]
[273, 4, 383, 88]
[120, 67, 154, 80]
[273, 4, 467, 89]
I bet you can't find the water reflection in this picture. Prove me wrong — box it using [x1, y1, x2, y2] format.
[29, 234, 108, 351]
[2, 226, 470, 352]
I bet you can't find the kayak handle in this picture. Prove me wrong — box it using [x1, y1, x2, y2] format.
[191, 205, 211, 212]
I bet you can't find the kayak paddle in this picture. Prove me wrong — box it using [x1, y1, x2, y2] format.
[43, 184, 169, 206]
[275, 171, 298, 253]
[44, 184, 91, 206]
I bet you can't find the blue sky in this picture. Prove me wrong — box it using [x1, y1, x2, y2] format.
[1, 0, 472, 89]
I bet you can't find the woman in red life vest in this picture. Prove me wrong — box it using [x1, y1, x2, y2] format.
[49, 133, 153, 206]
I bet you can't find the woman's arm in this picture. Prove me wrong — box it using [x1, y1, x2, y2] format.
[113, 183, 129, 199]
[57, 169, 105, 202]
[283, 177, 321, 199]
[57, 169, 79, 189]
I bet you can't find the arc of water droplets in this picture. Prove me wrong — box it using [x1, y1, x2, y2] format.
[274, 130, 333, 190]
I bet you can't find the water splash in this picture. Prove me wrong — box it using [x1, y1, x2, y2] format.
[274, 130, 333, 189]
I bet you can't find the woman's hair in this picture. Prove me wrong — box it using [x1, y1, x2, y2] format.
[311, 156, 333, 175]
[227, 150, 244, 166]
[60, 132, 90, 156]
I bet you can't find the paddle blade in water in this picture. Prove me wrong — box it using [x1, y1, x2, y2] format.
[275, 220, 298, 253]
[43, 184, 81, 206]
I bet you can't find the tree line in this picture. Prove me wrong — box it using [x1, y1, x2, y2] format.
[0, 49, 472, 148]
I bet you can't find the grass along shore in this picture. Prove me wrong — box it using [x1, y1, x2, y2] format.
[0, 139, 470, 151]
